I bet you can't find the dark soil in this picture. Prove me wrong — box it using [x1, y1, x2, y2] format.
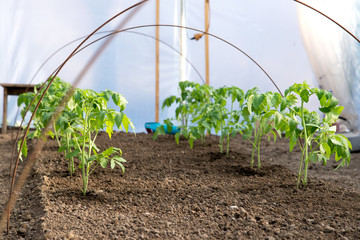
[1, 130, 360, 239]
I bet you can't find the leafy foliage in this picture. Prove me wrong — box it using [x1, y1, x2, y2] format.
[18, 78, 134, 195]
[158, 82, 247, 154]
[18, 77, 71, 144]
[241, 88, 283, 169]
[19, 79, 351, 189]
[282, 82, 351, 187]
[157, 81, 351, 188]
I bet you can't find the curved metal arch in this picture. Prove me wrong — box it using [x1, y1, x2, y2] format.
[106, 24, 281, 95]
[294, 0, 360, 44]
[28, 30, 205, 87]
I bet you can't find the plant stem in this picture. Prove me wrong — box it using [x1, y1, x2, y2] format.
[220, 118, 224, 153]
[300, 101, 309, 187]
[66, 132, 74, 176]
[226, 133, 230, 156]
[88, 130, 92, 159]
[81, 111, 90, 195]
[81, 136, 87, 195]
[257, 134, 261, 169]
[53, 122, 61, 148]
[88, 162, 99, 175]
[219, 135, 223, 153]
[251, 143, 256, 168]
[227, 101, 234, 156]
[297, 142, 305, 187]
[250, 126, 258, 168]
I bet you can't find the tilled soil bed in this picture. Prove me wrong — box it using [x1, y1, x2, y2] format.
[1, 130, 360, 239]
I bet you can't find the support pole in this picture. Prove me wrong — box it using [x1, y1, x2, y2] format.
[155, 0, 160, 122]
[2, 87, 7, 134]
[180, 0, 187, 82]
[204, 0, 210, 85]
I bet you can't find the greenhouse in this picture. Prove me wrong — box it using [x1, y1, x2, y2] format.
[1, 0, 360, 239]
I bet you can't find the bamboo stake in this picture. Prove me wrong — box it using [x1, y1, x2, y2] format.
[204, 0, 210, 85]
[155, 0, 160, 122]
[180, 0, 187, 83]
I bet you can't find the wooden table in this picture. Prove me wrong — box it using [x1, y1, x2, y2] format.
[1, 83, 35, 134]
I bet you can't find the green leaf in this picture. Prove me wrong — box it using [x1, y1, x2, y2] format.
[271, 129, 277, 142]
[113, 158, 126, 173]
[113, 156, 126, 163]
[103, 147, 114, 156]
[110, 159, 116, 169]
[316, 90, 325, 103]
[309, 153, 317, 163]
[100, 158, 109, 168]
[330, 137, 342, 146]
[17, 94, 29, 107]
[153, 125, 166, 140]
[162, 96, 176, 109]
[289, 119, 299, 133]
[289, 134, 297, 152]
[332, 105, 344, 115]
[300, 89, 310, 103]
[65, 150, 81, 159]
[67, 97, 76, 110]
[320, 142, 331, 158]
[74, 90, 82, 103]
[47, 130, 55, 139]
[189, 137, 194, 149]
[247, 94, 254, 113]
[122, 115, 130, 132]
[274, 111, 283, 126]
[268, 92, 282, 108]
[318, 154, 328, 166]
[253, 93, 265, 112]
[114, 112, 124, 129]
[338, 134, 352, 150]
[280, 98, 288, 111]
[175, 131, 181, 145]
[111, 92, 120, 106]
[20, 139, 28, 160]
[58, 144, 68, 153]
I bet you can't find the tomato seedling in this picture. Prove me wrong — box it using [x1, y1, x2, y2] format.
[17, 77, 71, 159]
[241, 88, 282, 169]
[18, 78, 134, 195]
[283, 82, 351, 187]
[62, 88, 134, 195]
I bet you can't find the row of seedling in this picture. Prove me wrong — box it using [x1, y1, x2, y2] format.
[18, 77, 134, 195]
[155, 81, 351, 187]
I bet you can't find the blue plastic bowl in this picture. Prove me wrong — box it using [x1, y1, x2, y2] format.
[145, 122, 180, 135]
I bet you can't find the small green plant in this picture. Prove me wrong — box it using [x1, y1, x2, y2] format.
[282, 82, 351, 187]
[193, 86, 245, 155]
[17, 77, 71, 159]
[162, 81, 212, 127]
[241, 88, 282, 169]
[18, 78, 134, 195]
[158, 81, 213, 147]
[222, 86, 246, 155]
[159, 82, 246, 153]
[59, 88, 134, 195]
[156, 81, 351, 188]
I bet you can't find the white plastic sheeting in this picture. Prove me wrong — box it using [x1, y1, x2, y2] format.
[0, 0, 315, 132]
[297, 0, 360, 132]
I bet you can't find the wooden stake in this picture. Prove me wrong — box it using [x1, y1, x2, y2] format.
[155, 0, 160, 122]
[205, 0, 210, 85]
[2, 87, 7, 134]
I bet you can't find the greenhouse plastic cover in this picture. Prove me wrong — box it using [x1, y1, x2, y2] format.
[0, 0, 349, 133]
[298, 0, 360, 133]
